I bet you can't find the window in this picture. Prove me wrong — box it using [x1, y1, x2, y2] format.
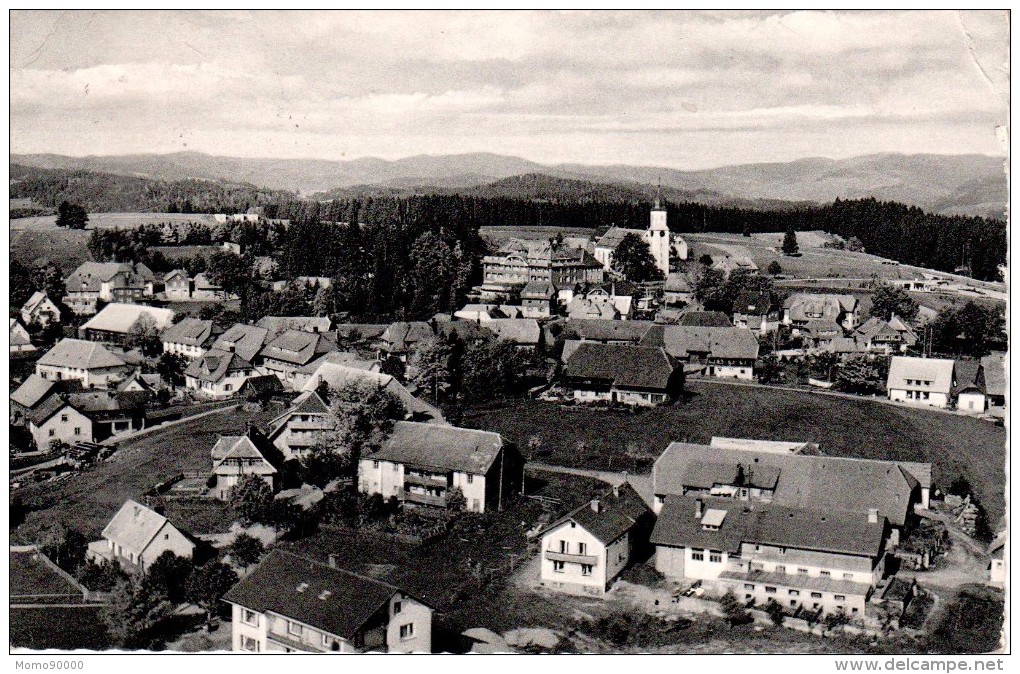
[393, 601, 402, 615]
[820, 570, 831, 577]
[399, 623, 415, 640]
[553, 561, 565, 573]
[789, 589, 800, 596]
[578, 543, 587, 556]
[559, 540, 568, 553]
[691, 549, 705, 561]
[241, 609, 258, 626]
[765, 586, 777, 594]
[775, 565, 786, 574]
[393, 463, 398, 471]
[709, 551, 722, 563]
[288, 621, 303, 636]
[581, 564, 593, 577]
[242, 636, 259, 652]
[48, 429, 55, 437]
[322, 633, 333, 647]
[834, 595, 846, 601]
[466, 474, 474, 484]
[373, 460, 379, 468]
[743, 583, 755, 590]
[472, 499, 480, 511]
[61, 414, 68, 423]
[74, 427, 82, 436]
[811, 592, 822, 598]
[843, 573, 854, 580]
[797, 568, 808, 575]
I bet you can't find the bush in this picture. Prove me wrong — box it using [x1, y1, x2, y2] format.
[720, 590, 753, 627]
[925, 585, 1004, 653]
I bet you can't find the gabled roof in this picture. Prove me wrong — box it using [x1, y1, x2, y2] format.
[81, 303, 175, 335]
[222, 550, 426, 642]
[664, 273, 692, 293]
[301, 363, 444, 422]
[37, 338, 128, 370]
[65, 262, 134, 291]
[651, 494, 886, 558]
[163, 268, 189, 282]
[210, 432, 278, 476]
[184, 349, 253, 383]
[521, 280, 557, 298]
[562, 319, 655, 343]
[567, 296, 620, 320]
[335, 323, 389, 343]
[161, 318, 215, 347]
[980, 353, 1005, 397]
[368, 421, 504, 475]
[22, 291, 57, 314]
[12, 374, 60, 409]
[544, 483, 650, 545]
[192, 273, 221, 290]
[594, 226, 645, 250]
[380, 321, 434, 352]
[484, 319, 541, 346]
[211, 323, 270, 363]
[261, 330, 340, 366]
[268, 390, 332, 438]
[29, 395, 75, 426]
[66, 390, 147, 415]
[784, 293, 857, 322]
[641, 326, 759, 360]
[297, 350, 379, 375]
[886, 356, 956, 394]
[678, 311, 732, 327]
[256, 316, 334, 338]
[101, 499, 190, 555]
[653, 442, 931, 527]
[565, 342, 675, 391]
[10, 319, 32, 346]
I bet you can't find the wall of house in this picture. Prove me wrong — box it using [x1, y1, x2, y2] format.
[359, 459, 406, 500]
[385, 593, 432, 653]
[264, 613, 356, 653]
[720, 576, 869, 616]
[451, 470, 487, 513]
[604, 533, 632, 587]
[163, 341, 206, 360]
[573, 389, 612, 404]
[215, 472, 275, 500]
[736, 544, 880, 585]
[31, 408, 93, 448]
[187, 370, 253, 398]
[540, 520, 607, 595]
[37, 364, 129, 389]
[957, 392, 986, 413]
[888, 388, 950, 409]
[138, 523, 195, 571]
[231, 603, 267, 652]
[710, 364, 754, 380]
[614, 389, 667, 406]
[654, 545, 686, 577]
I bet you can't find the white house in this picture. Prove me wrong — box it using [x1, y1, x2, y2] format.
[210, 430, 279, 500]
[36, 338, 131, 389]
[162, 269, 192, 300]
[28, 397, 93, 449]
[10, 319, 36, 355]
[21, 291, 61, 326]
[886, 356, 956, 409]
[161, 318, 216, 360]
[358, 422, 524, 513]
[538, 483, 651, 596]
[987, 531, 1006, 587]
[222, 549, 433, 653]
[184, 349, 257, 398]
[86, 500, 195, 573]
[80, 303, 175, 346]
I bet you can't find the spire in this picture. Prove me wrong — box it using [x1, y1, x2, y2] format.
[654, 177, 662, 210]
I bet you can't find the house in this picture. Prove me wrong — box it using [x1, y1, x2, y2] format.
[712, 255, 759, 276]
[641, 325, 760, 380]
[564, 343, 681, 406]
[222, 549, 433, 653]
[256, 316, 334, 338]
[335, 323, 389, 348]
[87, 500, 194, 573]
[10, 375, 82, 426]
[210, 429, 280, 500]
[300, 362, 445, 423]
[663, 273, 694, 307]
[291, 351, 380, 391]
[855, 316, 917, 354]
[259, 329, 341, 387]
[987, 531, 1006, 587]
[192, 273, 230, 300]
[678, 311, 732, 328]
[117, 372, 161, 395]
[953, 359, 986, 413]
[10, 319, 36, 356]
[709, 437, 820, 455]
[162, 269, 193, 300]
[378, 321, 434, 360]
[650, 494, 888, 616]
[37, 390, 147, 445]
[63, 262, 156, 315]
[210, 323, 271, 363]
[477, 238, 604, 302]
[538, 483, 652, 596]
[21, 291, 61, 326]
[732, 291, 780, 335]
[80, 303, 175, 346]
[783, 293, 859, 333]
[886, 356, 956, 409]
[161, 318, 217, 360]
[483, 318, 542, 350]
[268, 390, 336, 461]
[28, 396, 93, 449]
[592, 202, 683, 277]
[520, 280, 558, 317]
[36, 338, 132, 388]
[978, 352, 1006, 408]
[185, 349, 258, 398]
[358, 422, 524, 513]
[650, 441, 931, 545]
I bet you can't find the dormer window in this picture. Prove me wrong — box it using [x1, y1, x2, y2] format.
[296, 582, 309, 593]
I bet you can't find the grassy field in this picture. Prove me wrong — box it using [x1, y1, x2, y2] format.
[11, 405, 274, 543]
[11, 212, 221, 230]
[462, 382, 1006, 523]
[150, 244, 222, 260]
[11, 229, 93, 273]
[11, 606, 112, 651]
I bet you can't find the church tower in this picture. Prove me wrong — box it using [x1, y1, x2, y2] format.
[645, 187, 671, 277]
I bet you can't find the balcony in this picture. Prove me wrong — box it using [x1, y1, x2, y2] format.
[544, 550, 599, 566]
[401, 491, 448, 508]
[403, 473, 449, 489]
[288, 420, 330, 431]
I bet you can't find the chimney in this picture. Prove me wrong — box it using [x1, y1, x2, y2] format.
[328, 554, 338, 569]
[590, 499, 601, 513]
[868, 508, 879, 524]
[695, 498, 704, 519]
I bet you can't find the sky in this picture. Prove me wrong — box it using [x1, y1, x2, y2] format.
[8, 10, 1010, 169]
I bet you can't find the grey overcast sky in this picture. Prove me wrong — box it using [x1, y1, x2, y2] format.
[9, 10, 1010, 169]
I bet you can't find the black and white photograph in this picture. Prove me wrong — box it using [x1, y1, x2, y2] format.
[7, 8, 1009, 662]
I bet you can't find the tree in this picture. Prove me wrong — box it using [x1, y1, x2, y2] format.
[145, 550, 193, 604]
[407, 335, 455, 405]
[39, 524, 88, 573]
[227, 530, 265, 566]
[694, 267, 728, 311]
[76, 559, 129, 592]
[720, 590, 752, 627]
[611, 233, 664, 283]
[230, 474, 275, 524]
[155, 352, 187, 388]
[869, 284, 919, 321]
[125, 315, 163, 357]
[823, 610, 850, 633]
[847, 236, 864, 252]
[206, 250, 252, 299]
[56, 201, 89, 229]
[101, 576, 171, 648]
[699, 253, 714, 267]
[835, 354, 886, 394]
[765, 599, 786, 626]
[766, 260, 782, 275]
[446, 487, 467, 512]
[756, 354, 784, 385]
[186, 561, 239, 632]
[460, 336, 526, 404]
[782, 227, 799, 255]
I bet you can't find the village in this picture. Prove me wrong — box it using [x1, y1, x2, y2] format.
[9, 201, 1007, 654]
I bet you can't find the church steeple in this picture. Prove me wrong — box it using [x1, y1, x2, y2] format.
[653, 178, 663, 210]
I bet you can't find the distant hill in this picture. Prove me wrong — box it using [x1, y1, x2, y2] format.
[11, 150, 1006, 218]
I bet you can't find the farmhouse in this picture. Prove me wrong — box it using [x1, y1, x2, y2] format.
[358, 422, 524, 513]
[192, 272, 230, 300]
[10, 319, 36, 355]
[651, 442, 931, 546]
[80, 303, 175, 346]
[162, 269, 193, 300]
[520, 280, 558, 316]
[641, 325, 760, 380]
[161, 317, 217, 360]
[378, 321, 434, 360]
[886, 356, 956, 409]
[978, 352, 1005, 408]
[63, 262, 156, 315]
[87, 500, 194, 573]
[210, 429, 280, 500]
[732, 291, 780, 335]
[783, 293, 859, 333]
[538, 483, 652, 596]
[292, 351, 381, 390]
[663, 273, 694, 307]
[259, 329, 342, 387]
[650, 494, 887, 616]
[10, 375, 82, 426]
[21, 291, 61, 326]
[855, 316, 917, 354]
[36, 338, 132, 388]
[210, 323, 271, 363]
[222, 549, 433, 653]
[712, 255, 759, 276]
[564, 342, 681, 406]
[301, 361, 445, 423]
[185, 349, 258, 398]
[483, 318, 542, 350]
